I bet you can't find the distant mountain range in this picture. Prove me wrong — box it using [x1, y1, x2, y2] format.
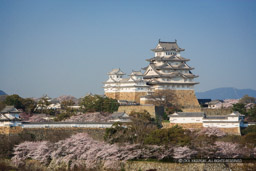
[196, 87, 256, 100]
[0, 90, 7, 95]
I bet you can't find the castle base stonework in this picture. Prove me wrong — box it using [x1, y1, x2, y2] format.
[0, 126, 23, 134]
[162, 123, 203, 129]
[118, 105, 164, 118]
[142, 90, 201, 112]
[167, 90, 201, 112]
[105, 92, 147, 103]
[162, 123, 241, 135]
[106, 90, 201, 112]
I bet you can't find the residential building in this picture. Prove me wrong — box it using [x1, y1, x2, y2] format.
[0, 106, 22, 127]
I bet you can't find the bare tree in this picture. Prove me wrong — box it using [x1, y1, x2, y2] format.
[147, 90, 176, 107]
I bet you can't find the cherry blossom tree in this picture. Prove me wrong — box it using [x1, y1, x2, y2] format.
[12, 133, 172, 170]
[173, 146, 197, 159]
[214, 141, 249, 158]
[196, 127, 226, 137]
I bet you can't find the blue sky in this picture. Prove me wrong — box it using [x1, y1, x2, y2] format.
[0, 0, 256, 98]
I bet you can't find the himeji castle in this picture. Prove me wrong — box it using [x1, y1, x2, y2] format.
[103, 40, 201, 112]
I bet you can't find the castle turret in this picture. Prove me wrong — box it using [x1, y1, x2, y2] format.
[142, 40, 200, 112]
[103, 69, 148, 103]
[143, 40, 199, 91]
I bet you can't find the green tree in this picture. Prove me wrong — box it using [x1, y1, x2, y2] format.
[61, 100, 75, 110]
[22, 98, 36, 114]
[239, 95, 256, 104]
[247, 105, 256, 121]
[104, 122, 129, 144]
[0, 101, 6, 111]
[232, 103, 246, 114]
[144, 125, 190, 146]
[102, 97, 119, 113]
[104, 110, 158, 144]
[4, 94, 24, 109]
[79, 94, 119, 113]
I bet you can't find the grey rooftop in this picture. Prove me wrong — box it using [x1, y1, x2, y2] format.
[108, 68, 125, 75]
[168, 112, 205, 117]
[151, 41, 185, 52]
[0, 106, 20, 114]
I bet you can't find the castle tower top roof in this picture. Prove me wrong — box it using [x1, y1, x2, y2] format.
[108, 68, 125, 75]
[152, 40, 185, 52]
[129, 70, 143, 76]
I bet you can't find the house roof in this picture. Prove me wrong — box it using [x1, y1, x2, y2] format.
[168, 112, 205, 117]
[108, 68, 125, 75]
[204, 116, 228, 120]
[0, 106, 20, 114]
[146, 56, 189, 62]
[151, 41, 185, 52]
[110, 112, 130, 119]
[207, 100, 223, 105]
[143, 64, 198, 79]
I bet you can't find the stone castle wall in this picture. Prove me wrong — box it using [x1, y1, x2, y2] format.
[162, 122, 203, 129]
[107, 90, 200, 113]
[0, 126, 23, 134]
[169, 90, 201, 112]
[105, 92, 147, 103]
[162, 123, 241, 135]
[125, 161, 256, 171]
[118, 105, 164, 118]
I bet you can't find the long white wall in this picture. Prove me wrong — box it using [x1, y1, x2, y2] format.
[203, 122, 240, 128]
[170, 117, 203, 123]
[22, 123, 113, 128]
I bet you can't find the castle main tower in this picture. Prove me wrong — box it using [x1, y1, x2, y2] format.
[142, 40, 201, 112]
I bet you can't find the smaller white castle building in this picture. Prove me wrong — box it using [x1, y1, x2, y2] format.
[169, 111, 245, 128]
[103, 69, 149, 94]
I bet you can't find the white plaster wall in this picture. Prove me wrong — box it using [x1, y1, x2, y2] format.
[203, 122, 239, 128]
[227, 117, 239, 121]
[22, 123, 113, 128]
[145, 67, 158, 76]
[169, 117, 203, 123]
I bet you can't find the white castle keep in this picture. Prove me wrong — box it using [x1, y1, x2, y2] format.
[103, 40, 200, 111]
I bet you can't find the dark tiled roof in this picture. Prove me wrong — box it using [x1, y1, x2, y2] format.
[169, 112, 205, 117]
[151, 41, 185, 52]
[204, 116, 227, 119]
[146, 56, 189, 62]
[110, 112, 130, 119]
[0, 106, 19, 113]
[130, 71, 143, 76]
[108, 68, 125, 75]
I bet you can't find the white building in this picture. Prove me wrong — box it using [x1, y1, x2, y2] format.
[0, 106, 22, 127]
[142, 40, 199, 91]
[103, 40, 200, 110]
[47, 103, 61, 110]
[168, 111, 245, 128]
[169, 112, 205, 124]
[104, 69, 149, 94]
